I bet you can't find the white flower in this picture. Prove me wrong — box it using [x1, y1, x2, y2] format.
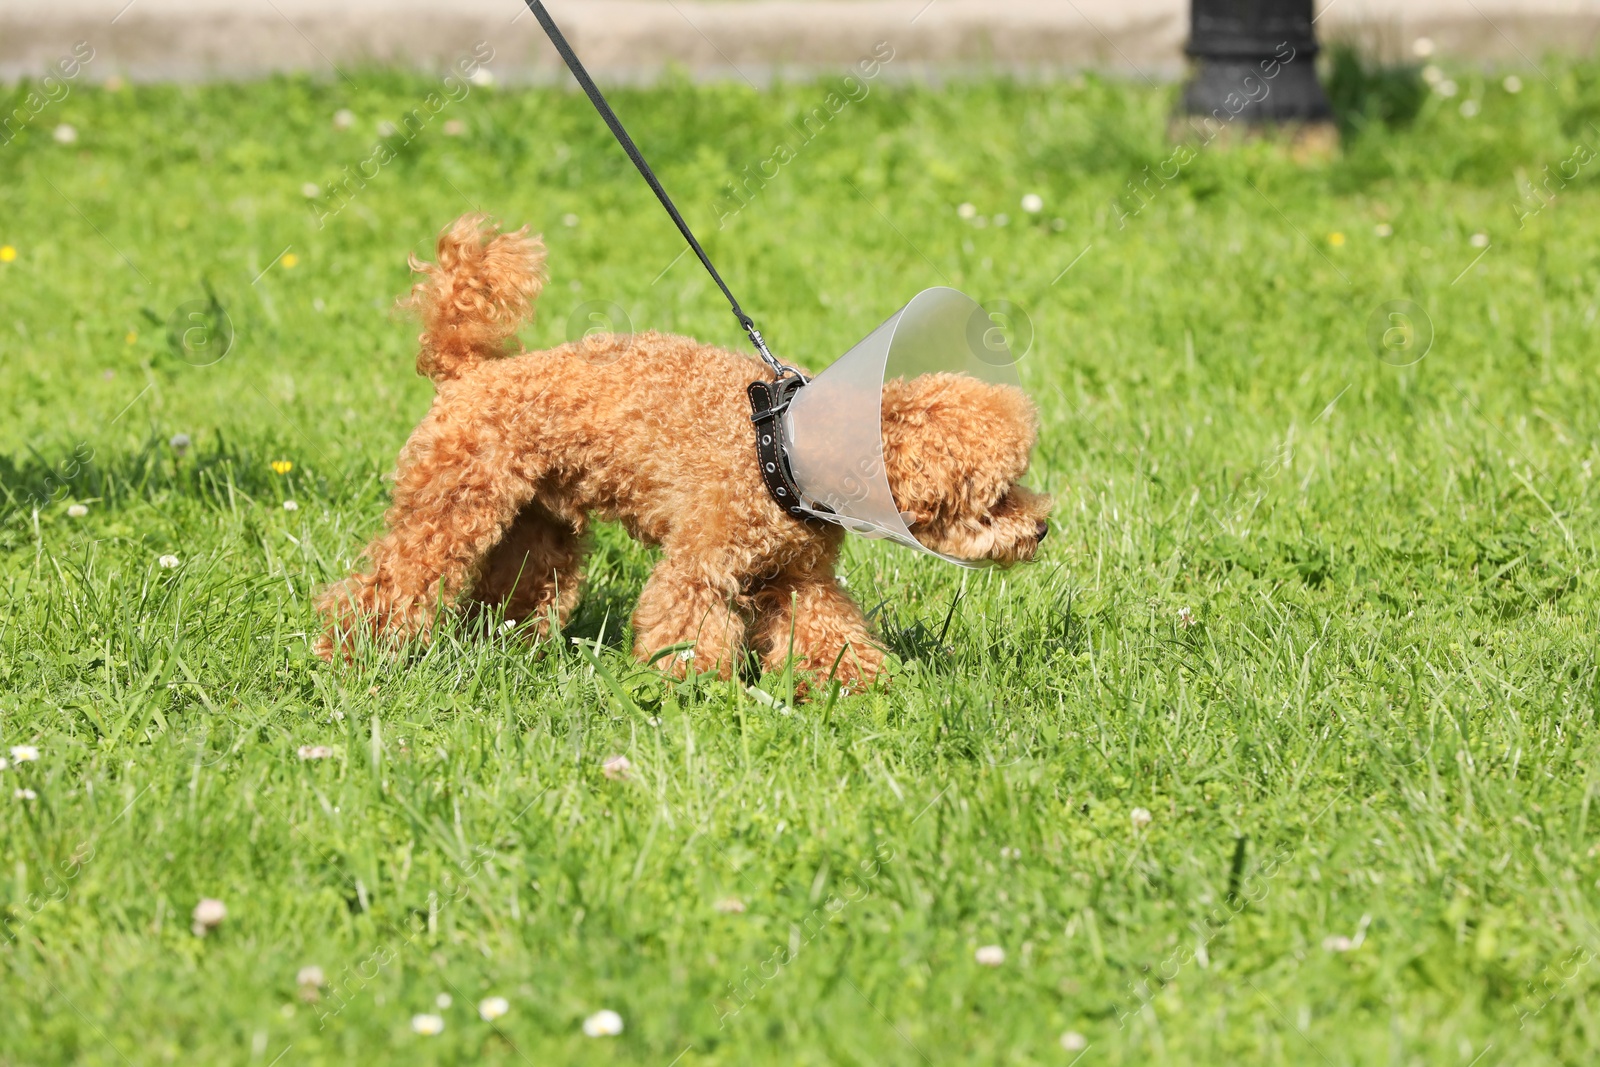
[1421, 65, 1444, 86]
[975, 945, 1005, 966]
[192, 897, 226, 935]
[714, 897, 746, 914]
[66, 503, 88, 517]
[1459, 99, 1479, 118]
[601, 754, 632, 781]
[10, 745, 39, 763]
[501, 619, 517, 633]
[1020, 193, 1044, 214]
[1130, 807, 1153, 830]
[1503, 75, 1523, 94]
[297, 745, 334, 760]
[1373, 223, 1393, 238]
[377, 121, 399, 138]
[470, 67, 495, 87]
[435, 993, 452, 1009]
[1470, 232, 1490, 248]
[677, 648, 695, 662]
[993, 213, 1010, 227]
[478, 996, 510, 1021]
[956, 202, 976, 219]
[297, 965, 326, 988]
[1176, 606, 1196, 629]
[443, 119, 466, 137]
[1411, 36, 1435, 58]
[1437, 79, 1459, 98]
[53, 123, 78, 144]
[1322, 935, 1355, 952]
[158, 555, 180, 569]
[283, 500, 299, 511]
[332, 108, 356, 130]
[411, 1013, 445, 1035]
[0, 758, 8, 770]
[1000, 846, 1021, 860]
[301, 182, 320, 198]
[562, 213, 580, 228]
[583, 1009, 624, 1037]
[15, 788, 37, 800]
[1060, 1031, 1088, 1051]
[169, 432, 191, 455]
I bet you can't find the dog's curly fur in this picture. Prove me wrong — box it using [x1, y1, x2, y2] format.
[315, 214, 1052, 687]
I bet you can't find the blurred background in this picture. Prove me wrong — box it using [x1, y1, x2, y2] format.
[4, 0, 1595, 84]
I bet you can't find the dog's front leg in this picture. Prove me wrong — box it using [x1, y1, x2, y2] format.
[752, 563, 884, 690]
[632, 557, 747, 680]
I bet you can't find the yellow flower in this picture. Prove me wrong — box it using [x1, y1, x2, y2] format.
[125, 330, 138, 344]
[281, 253, 299, 269]
[0, 245, 16, 263]
[271, 460, 293, 475]
[1327, 232, 1346, 247]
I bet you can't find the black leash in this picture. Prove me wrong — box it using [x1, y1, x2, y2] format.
[525, 0, 802, 381]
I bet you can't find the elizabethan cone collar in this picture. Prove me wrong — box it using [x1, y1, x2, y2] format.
[783, 287, 1023, 566]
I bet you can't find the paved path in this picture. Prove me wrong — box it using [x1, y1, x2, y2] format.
[3, 0, 1597, 82]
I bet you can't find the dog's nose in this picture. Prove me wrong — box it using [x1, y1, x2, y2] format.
[1035, 520, 1049, 542]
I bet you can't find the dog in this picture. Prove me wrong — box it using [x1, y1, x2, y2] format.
[315, 214, 1051, 687]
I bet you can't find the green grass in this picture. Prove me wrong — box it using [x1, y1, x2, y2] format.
[1, 57, 1599, 1066]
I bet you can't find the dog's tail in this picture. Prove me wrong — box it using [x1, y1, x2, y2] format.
[400, 213, 547, 382]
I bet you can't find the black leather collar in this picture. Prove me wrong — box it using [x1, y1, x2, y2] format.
[748, 377, 819, 522]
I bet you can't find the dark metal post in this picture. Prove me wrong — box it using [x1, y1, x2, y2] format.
[1180, 0, 1332, 127]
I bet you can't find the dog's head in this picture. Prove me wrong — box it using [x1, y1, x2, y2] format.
[879, 373, 1052, 564]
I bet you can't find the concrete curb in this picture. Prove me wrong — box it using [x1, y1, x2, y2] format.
[2, 1, 1596, 84]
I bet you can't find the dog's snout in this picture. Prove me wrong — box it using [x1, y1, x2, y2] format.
[1035, 520, 1049, 542]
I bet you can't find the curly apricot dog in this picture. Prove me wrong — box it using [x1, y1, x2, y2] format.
[315, 215, 1051, 687]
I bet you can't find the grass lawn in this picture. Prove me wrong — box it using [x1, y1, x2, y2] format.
[2, 56, 1599, 1066]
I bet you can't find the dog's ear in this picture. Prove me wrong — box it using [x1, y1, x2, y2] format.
[880, 373, 1037, 524]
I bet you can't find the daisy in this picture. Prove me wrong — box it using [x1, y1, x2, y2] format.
[411, 1013, 445, 1035]
[192, 898, 226, 935]
[333, 108, 356, 130]
[1374, 223, 1393, 238]
[1503, 75, 1522, 94]
[377, 121, 398, 137]
[1470, 232, 1490, 248]
[10, 745, 39, 762]
[435, 993, 452, 1009]
[297, 745, 334, 760]
[15, 788, 37, 800]
[297, 965, 326, 988]
[1323, 935, 1354, 952]
[1021, 193, 1044, 214]
[975, 945, 1005, 966]
[582, 1009, 624, 1037]
[443, 119, 466, 136]
[601, 755, 632, 781]
[1131, 807, 1153, 830]
[562, 213, 580, 228]
[479, 996, 510, 1021]
[53, 124, 78, 144]
[159, 555, 180, 568]
[956, 202, 976, 219]
[1061, 1031, 1088, 1051]
[1437, 79, 1459, 98]
[1459, 100, 1479, 118]
[283, 500, 299, 511]
[470, 67, 495, 87]
[714, 897, 747, 914]
[1411, 37, 1435, 58]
